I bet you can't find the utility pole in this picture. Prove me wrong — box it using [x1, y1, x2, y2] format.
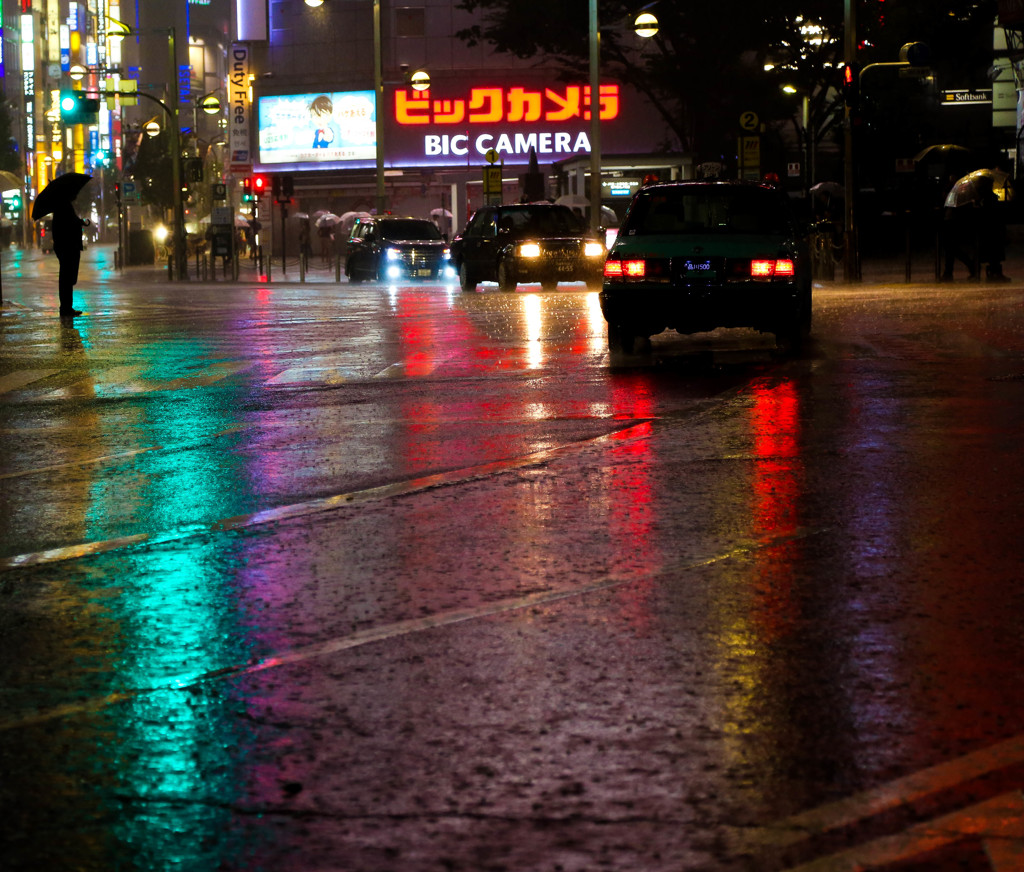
[843, 0, 860, 281]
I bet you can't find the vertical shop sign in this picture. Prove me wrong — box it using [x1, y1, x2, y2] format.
[229, 44, 251, 174]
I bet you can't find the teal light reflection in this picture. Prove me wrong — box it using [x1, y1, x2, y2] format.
[79, 338, 262, 866]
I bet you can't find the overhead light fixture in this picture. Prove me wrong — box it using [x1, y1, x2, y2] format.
[634, 12, 658, 38]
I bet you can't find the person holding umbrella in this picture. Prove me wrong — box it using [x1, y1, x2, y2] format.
[32, 173, 91, 317]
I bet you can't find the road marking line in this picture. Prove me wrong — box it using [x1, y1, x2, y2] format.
[783, 790, 1024, 871]
[742, 733, 1024, 853]
[0, 446, 161, 480]
[0, 369, 57, 394]
[0, 420, 656, 570]
[0, 524, 825, 732]
[266, 365, 361, 385]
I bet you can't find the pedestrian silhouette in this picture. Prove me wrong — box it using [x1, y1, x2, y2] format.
[976, 175, 1010, 281]
[51, 200, 89, 317]
[32, 173, 91, 317]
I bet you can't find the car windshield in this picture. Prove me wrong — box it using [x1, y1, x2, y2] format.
[622, 186, 794, 236]
[498, 207, 583, 236]
[378, 220, 443, 241]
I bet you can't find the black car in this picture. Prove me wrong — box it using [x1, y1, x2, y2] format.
[600, 180, 812, 354]
[450, 203, 606, 292]
[345, 217, 455, 282]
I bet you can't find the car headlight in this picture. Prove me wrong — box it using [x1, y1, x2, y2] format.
[442, 248, 451, 260]
[519, 242, 541, 258]
[584, 241, 605, 258]
[385, 247, 400, 261]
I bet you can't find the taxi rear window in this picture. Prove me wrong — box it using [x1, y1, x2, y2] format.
[624, 187, 794, 236]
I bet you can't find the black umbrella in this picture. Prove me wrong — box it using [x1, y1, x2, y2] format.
[32, 172, 91, 220]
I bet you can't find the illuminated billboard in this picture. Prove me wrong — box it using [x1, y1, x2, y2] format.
[257, 91, 376, 169]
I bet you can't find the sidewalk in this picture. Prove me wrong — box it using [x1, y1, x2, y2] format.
[5, 240, 1023, 289]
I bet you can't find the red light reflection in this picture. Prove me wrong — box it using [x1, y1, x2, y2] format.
[748, 379, 803, 642]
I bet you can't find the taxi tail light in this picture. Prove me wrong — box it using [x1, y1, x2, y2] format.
[751, 258, 795, 278]
[604, 258, 666, 279]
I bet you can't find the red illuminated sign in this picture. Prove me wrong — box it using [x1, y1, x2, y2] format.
[395, 84, 620, 125]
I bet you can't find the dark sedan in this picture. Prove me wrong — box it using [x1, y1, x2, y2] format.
[600, 180, 812, 354]
[345, 217, 455, 283]
[450, 203, 606, 292]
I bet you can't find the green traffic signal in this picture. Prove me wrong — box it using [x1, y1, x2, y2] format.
[59, 89, 101, 125]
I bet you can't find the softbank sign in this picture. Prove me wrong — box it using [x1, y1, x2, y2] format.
[391, 83, 620, 166]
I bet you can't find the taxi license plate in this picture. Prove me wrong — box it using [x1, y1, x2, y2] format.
[415, 268, 433, 277]
[682, 258, 714, 278]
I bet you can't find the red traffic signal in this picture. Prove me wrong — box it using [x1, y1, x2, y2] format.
[841, 63, 859, 109]
[253, 175, 268, 195]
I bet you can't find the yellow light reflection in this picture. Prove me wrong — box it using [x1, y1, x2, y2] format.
[586, 291, 607, 355]
[523, 293, 544, 369]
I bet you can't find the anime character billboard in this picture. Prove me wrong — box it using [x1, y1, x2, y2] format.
[257, 91, 376, 167]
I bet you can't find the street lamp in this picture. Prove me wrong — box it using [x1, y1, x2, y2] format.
[374, 0, 386, 215]
[782, 84, 813, 201]
[588, 6, 658, 234]
[105, 20, 187, 279]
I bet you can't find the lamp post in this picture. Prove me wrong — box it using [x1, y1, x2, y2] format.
[782, 85, 813, 201]
[843, 0, 859, 281]
[107, 27, 186, 279]
[374, 0, 386, 215]
[588, 0, 601, 235]
[588, 8, 658, 235]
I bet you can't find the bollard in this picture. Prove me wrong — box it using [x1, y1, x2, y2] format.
[905, 213, 912, 283]
[300, 251, 306, 282]
[335, 252, 342, 282]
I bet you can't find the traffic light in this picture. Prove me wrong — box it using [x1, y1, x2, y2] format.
[242, 178, 253, 201]
[2, 191, 21, 218]
[59, 90, 100, 125]
[253, 175, 268, 197]
[841, 63, 859, 110]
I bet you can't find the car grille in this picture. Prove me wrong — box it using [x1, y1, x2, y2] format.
[394, 248, 441, 268]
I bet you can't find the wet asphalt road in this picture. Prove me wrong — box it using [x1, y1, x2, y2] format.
[2, 245, 1024, 870]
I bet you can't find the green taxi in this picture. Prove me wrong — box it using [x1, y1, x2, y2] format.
[599, 180, 812, 355]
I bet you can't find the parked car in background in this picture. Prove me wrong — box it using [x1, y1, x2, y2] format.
[600, 180, 812, 355]
[345, 216, 455, 282]
[450, 203, 606, 292]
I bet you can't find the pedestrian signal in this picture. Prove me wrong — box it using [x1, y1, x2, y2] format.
[841, 63, 859, 109]
[242, 178, 253, 201]
[253, 175, 267, 196]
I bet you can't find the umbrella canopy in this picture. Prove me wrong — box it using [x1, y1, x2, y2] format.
[914, 144, 971, 163]
[289, 212, 311, 221]
[0, 170, 22, 192]
[315, 212, 340, 227]
[32, 172, 91, 220]
[430, 207, 453, 218]
[555, 194, 590, 210]
[944, 169, 1012, 208]
[810, 181, 844, 200]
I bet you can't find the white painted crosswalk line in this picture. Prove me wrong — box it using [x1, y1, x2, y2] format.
[0, 370, 57, 395]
